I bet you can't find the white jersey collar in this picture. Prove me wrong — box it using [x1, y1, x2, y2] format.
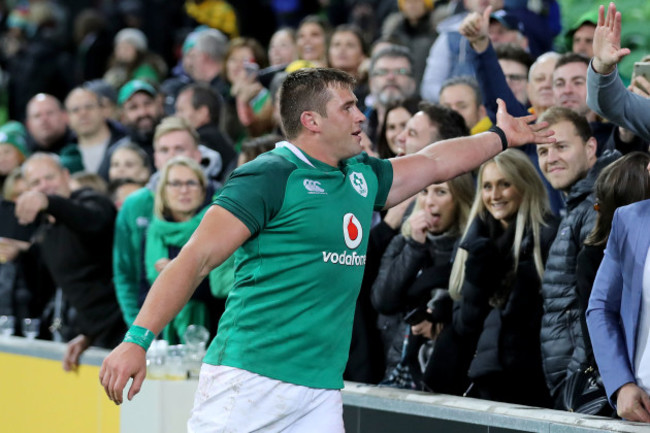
[275, 141, 315, 168]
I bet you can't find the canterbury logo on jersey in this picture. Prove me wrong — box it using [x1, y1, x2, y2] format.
[322, 213, 366, 266]
[303, 178, 326, 194]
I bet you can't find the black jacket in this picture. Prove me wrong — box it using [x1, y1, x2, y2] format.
[540, 150, 620, 397]
[372, 230, 457, 376]
[462, 216, 559, 379]
[451, 214, 558, 406]
[37, 188, 125, 347]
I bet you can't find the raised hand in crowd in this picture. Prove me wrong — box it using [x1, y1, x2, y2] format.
[592, 2, 631, 75]
[619, 76, 650, 143]
[459, 6, 492, 54]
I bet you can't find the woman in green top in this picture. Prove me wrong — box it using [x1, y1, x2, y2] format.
[145, 156, 233, 343]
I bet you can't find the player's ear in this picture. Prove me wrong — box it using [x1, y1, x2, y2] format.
[300, 111, 321, 133]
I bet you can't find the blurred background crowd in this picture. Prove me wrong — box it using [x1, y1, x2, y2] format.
[0, 0, 649, 419]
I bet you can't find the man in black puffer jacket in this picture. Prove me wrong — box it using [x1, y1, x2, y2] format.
[536, 107, 620, 405]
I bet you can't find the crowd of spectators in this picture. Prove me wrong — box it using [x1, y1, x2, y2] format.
[0, 0, 649, 421]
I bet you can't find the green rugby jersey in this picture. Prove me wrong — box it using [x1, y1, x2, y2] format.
[204, 141, 393, 389]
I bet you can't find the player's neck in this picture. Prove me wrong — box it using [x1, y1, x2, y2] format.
[291, 136, 341, 168]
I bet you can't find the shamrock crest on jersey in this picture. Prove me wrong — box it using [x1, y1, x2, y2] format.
[349, 172, 368, 197]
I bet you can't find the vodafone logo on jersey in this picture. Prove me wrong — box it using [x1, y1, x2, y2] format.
[322, 212, 366, 266]
[343, 213, 362, 249]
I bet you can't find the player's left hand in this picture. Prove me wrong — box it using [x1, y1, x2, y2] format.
[495, 99, 555, 148]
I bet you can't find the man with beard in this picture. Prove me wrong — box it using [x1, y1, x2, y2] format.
[103, 80, 165, 175]
[365, 46, 417, 144]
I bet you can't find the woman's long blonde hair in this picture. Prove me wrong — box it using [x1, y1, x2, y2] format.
[449, 149, 550, 300]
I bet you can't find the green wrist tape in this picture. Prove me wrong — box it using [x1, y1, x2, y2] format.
[123, 325, 156, 351]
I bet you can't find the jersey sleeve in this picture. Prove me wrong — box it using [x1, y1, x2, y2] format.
[364, 155, 393, 210]
[213, 153, 295, 236]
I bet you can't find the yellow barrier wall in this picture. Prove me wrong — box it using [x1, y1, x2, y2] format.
[0, 351, 120, 433]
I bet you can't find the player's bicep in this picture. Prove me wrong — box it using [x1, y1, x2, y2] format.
[183, 205, 251, 278]
[384, 154, 439, 208]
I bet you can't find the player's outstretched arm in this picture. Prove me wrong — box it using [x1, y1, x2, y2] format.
[385, 99, 554, 208]
[99, 205, 251, 404]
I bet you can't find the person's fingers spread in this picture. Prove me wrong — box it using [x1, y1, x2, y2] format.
[606, 3, 615, 29]
[597, 5, 605, 27]
[518, 113, 538, 125]
[530, 121, 551, 132]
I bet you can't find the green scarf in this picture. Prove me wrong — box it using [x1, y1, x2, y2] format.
[145, 205, 235, 343]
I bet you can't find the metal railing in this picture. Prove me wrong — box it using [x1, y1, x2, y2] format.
[2, 337, 647, 433]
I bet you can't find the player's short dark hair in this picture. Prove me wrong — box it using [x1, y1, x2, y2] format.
[279, 68, 356, 140]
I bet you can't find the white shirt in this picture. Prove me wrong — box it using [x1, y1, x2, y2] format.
[78, 140, 108, 174]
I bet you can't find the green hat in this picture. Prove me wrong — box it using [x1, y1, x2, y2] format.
[118, 79, 157, 105]
[565, 10, 599, 47]
[182, 26, 210, 54]
[0, 121, 29, 157]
